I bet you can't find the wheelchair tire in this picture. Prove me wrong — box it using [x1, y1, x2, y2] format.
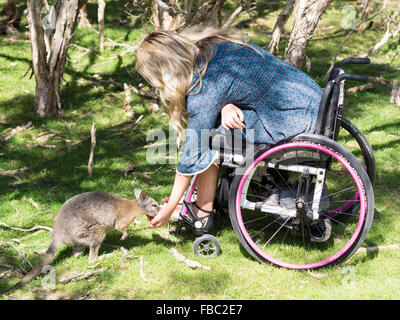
[340, 117, 376, 186]
[228, 134, 374, 269]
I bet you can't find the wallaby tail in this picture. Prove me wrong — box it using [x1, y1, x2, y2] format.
[2, 240, 60, 295]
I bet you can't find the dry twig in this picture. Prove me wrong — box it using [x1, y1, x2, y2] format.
[22, 197, 40, 209]
[0, 167, 30, 179]
[0, 221, 52, 233]
[59, 268, 106, 284]
[0, 122, 33, 142]
[0, 241, 33, 269]
[169, 248, 210, 270]
[8, 180, 56, 189]
[123, 83, 135, 117]
[88, 122, 96, 177]
[347, 77, 392, 93]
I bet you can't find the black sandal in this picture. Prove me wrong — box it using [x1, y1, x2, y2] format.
[182, 200, 215, 235]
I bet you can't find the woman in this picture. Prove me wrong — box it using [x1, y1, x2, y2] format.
[135, 27, 322, 229]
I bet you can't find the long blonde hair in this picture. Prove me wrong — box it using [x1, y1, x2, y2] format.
[135, 27, 250, 144]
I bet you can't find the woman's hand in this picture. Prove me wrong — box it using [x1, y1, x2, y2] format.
[147, 203, 174, 228]
[221, 103, 245, 130]
[148, 172, 191, 228]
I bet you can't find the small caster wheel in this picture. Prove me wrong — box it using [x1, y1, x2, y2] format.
[193, 235, 221, 257]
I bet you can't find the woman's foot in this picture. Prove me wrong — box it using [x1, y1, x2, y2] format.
[183, 201, 215, 233]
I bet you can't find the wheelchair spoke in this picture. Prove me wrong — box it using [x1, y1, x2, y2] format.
[233, 140, 371, 269]
[261, 216, 292, 248]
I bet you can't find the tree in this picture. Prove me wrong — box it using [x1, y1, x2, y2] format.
[78, 0, 91, 27]
[0, 0, 20, 36]
[27, 0, 81, 117]
[284, 0, 333, 69]
[268, 0, 295, 55]
[151, 0, 227, 31]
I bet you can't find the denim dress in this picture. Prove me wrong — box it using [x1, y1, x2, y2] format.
[176, 41, 323, 176]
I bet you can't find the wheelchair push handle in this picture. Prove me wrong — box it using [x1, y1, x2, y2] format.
[337, 57, 371, 68]
[336, 73, 369, 83]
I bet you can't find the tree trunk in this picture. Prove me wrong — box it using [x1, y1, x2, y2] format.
[0, 0, 20, 36]
[151, 0, 226, 31]
[27, 0, 81, 117]
[151, 0, 181, 30]
[284, 0, 332, 69]
[358, 0, 373, 33]
[78, 0, 91, 27]
[187, 0, 225, 27]
[268, 0, 295, 55]
[98, 0, 105, 52]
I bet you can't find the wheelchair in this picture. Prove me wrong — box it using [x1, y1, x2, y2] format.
[172, 57, 376, 269]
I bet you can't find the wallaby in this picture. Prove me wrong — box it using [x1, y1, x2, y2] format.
[3, 188, 160, 294]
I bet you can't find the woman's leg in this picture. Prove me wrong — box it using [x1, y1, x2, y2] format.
[169, 163, 219, 220]
[195, 163, 219, 218]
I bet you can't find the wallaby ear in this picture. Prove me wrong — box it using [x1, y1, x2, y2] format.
[139, 190, 148, 202]
[134, 188, 148, 204]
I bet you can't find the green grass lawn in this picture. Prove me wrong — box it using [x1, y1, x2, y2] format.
[0, 0, 399, 300]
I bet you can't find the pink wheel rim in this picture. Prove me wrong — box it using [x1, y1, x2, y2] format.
[235, 142, 366, 269]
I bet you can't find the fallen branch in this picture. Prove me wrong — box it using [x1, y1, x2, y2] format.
[356, 244, 400, 254]
[130, 84, 158, 100]
[8, 180, 57, 189]
[121, 246, 137, 260]
[23, 197, 40, 209]
[347, 77, 392, 93]
[0, 221, 52, 233]
[0, 242, 33, 269]
[36, 133, 56, 143]
[0, 263, 27, 275]
[143, 166, 162, 179]
[88, 122, 96, 177]
[169, 248, 210, 270]
[59, 267, 106, 284]
[307, 270, 328, 279]
[0, 270, 13, 280]
[123, 83, 135, 117]
[0, 121, 33, 142]
[0, 167, 30, 179]
[70, 43, 102, 60]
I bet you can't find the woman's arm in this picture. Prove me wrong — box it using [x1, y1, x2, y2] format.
[148, 172, 192, 228]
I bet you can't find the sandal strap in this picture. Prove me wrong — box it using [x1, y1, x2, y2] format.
[192, 201, 214, 215]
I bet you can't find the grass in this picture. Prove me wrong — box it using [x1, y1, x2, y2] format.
[0, 0, 400, 300]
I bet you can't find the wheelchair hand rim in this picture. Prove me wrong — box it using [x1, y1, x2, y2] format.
[235, 141, 366, 269]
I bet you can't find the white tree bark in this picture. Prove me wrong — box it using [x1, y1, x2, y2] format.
[27, 0, 81, 117]
[98, 0, 106, 52]
[284, 0, 333, 69]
